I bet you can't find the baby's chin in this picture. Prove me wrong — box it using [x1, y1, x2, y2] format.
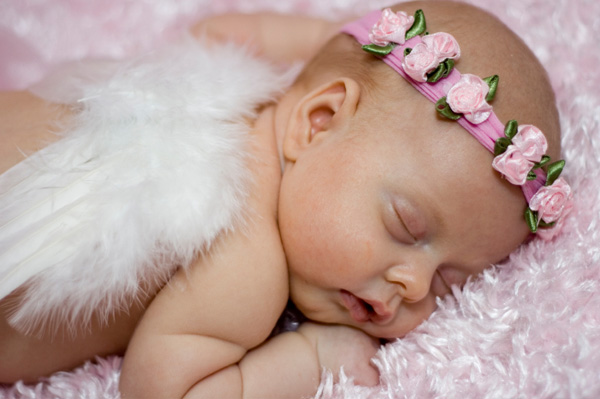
[308, 312, 420, 340]
[290, 294, 431, 340]
[334, 322, 407, 341]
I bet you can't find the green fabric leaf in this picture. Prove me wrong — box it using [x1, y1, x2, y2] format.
[546, 160, 565, 186]
[427, 59, 455, 82]
[435, 96, 461, 120]
[494, 137, 511, 156]
[527, 170, 538, 181]
[539, 155, 551, 167]
[504, 120, 518, 139]
[427, 63, 446, 83]
[443, 59, 455, 77]
[483, 75, 499, 102]
[532, 155, 551, 170]
[524, 207, 538, 233]
[405, 9, 426, 40]
[539, 220, 556, 228]
[362, 43, 396, 56]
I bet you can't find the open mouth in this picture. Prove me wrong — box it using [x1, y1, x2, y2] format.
[340, 289, 392, 324]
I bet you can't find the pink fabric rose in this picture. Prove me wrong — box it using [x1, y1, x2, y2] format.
[446, 74, 492, 124]
[369, 8, 414, 46]
[536, 214, 568, 240]
[402, 32, 460, 82]
[402, 42, 439, 82]
[491, 145, 534, 185]
[529, 177, 573, 224]
[536, 201, 573, 241]
[422, 32, 461, 60]
[511, 125, 548, 163]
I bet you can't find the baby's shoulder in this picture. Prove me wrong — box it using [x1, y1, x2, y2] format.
[163, 104, 289, 345]
[162, 211, 288, 347]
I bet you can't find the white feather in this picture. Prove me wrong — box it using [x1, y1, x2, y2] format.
[0, 37, 292, 335]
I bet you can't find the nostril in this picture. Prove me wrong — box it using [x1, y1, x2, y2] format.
[363, 300, 375, 315]
[398, 282, 407, 293]
[391, 281, 408, 298]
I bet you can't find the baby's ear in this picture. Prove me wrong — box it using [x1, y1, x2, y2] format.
[283, 77, 361, 162]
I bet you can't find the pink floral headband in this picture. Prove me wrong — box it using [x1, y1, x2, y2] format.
[341, 8, 573, 240]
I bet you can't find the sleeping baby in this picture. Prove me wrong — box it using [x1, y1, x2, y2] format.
[0, 1, 572, 398]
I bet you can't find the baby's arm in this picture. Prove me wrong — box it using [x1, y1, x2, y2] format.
[191, 13, 344, 63]
[184, 323, 380, 398]
[119, 203, 379, 398]
[119, 220, 289, 398]
[182, 326, 320, 398]
[119, 111, 290, 397]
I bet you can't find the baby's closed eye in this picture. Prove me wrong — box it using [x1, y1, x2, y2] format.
[383, 194, 426, 245]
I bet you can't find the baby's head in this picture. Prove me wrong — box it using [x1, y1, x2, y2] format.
[274, 1, 569, 338]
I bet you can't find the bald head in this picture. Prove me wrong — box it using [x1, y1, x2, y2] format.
[294, 1, 561, 160]
[394, 1, 560, 158]
[276, 3, 561, 334]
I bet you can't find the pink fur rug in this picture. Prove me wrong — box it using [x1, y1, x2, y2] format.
[1, 0, 599, 398]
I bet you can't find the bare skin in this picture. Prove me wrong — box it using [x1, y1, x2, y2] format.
[0, 91, 147, 381]
[0, 91, 65, 175]
[0, 15, 379, 395]
[0, 1, 560, 398]
[0, 290, 149, 382]
[0, 94, 378, 395]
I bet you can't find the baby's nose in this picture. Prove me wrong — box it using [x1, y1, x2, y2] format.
[384, 263, 435, 303]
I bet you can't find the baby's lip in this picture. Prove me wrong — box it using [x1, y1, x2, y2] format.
[340, 290, 394, 325]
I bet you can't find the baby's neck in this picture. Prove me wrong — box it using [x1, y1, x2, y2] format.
[255, 103, 283, 170]
[268, 86, 305, 170]
[243, 103, 285, 224]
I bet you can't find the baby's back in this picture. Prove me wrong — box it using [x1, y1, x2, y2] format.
[0, 90, 147, 383]
[0, 91, 64, 175]
[0, 290, 149, 383]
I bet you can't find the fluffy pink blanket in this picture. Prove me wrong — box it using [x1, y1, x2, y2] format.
[1, 0, 599, 398]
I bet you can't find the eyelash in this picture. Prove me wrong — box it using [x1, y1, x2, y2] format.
[398, 213, 417, 243]
[393, 203, 419, 243]
[384, 205, 416, 245]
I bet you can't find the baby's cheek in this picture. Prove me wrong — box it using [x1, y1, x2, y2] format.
[430, 271, 451, 298]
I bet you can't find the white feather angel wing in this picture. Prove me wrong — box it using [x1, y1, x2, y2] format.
[0, 38, 290, 334]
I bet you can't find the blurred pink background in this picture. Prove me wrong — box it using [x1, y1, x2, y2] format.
[1, 0, 599, 398]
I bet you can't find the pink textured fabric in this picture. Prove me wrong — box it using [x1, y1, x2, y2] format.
[1, 0, 599, 398]
[341, 10, 546, 203]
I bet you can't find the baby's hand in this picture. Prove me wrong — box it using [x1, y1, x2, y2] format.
[298, 322, 380, 387]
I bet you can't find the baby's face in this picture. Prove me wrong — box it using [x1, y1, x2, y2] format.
[278, 103, 529, 339]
